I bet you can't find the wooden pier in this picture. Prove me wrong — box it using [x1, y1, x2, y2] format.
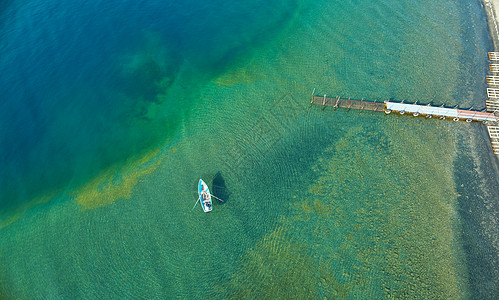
[488, 126, 499, 154]
[486, 75, 499, 86]
[489, 52, 499, 60]
[490, 64, 499, 73]
[486, 52, 499, 154]
[310, 94, 385, 112]
[310, 91, 497, 123]
[487, 53, 499, 113]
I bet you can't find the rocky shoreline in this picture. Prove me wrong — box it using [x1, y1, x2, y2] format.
[483, 0, 499, 49]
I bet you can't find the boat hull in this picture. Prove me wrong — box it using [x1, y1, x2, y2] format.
[198, 179, 213, 212]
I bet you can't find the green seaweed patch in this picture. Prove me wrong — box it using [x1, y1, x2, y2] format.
[73, 149, 161, 210]
[215, 223, 356, 299]
[214, 64, 266, 86]
[299, 122, 468, 298]
[213, 226, 319, 299]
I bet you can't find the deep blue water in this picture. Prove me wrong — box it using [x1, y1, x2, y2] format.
[0, 0, 295, 209]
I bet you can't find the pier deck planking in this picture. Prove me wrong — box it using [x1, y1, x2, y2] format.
[310, 95, 385, 111]
[486, 75, 499, 86]
[310, 94, 497, 122]
[490, 64, 499, 73]
[488, 52, 499, 60]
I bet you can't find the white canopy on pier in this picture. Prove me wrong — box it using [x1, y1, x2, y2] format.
[385, 101, 497, 122]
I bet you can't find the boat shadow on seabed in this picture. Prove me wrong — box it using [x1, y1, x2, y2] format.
[211, 171, 229, 205]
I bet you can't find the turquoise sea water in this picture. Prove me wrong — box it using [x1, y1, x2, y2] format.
[1, 0, 498, 298]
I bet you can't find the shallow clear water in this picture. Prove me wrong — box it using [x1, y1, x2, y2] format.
[1, 0, 498, 298]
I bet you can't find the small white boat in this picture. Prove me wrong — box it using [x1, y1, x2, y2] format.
[198, 179, 212, 213]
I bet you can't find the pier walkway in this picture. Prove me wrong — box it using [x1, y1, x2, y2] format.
[309, 93, 385, 112]
[310, 93, 497, 123]
[486, 52, 499, 154]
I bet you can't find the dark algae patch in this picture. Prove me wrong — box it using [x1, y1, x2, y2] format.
[294, 121, 466, 298]
[454, 130, 499, 299]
